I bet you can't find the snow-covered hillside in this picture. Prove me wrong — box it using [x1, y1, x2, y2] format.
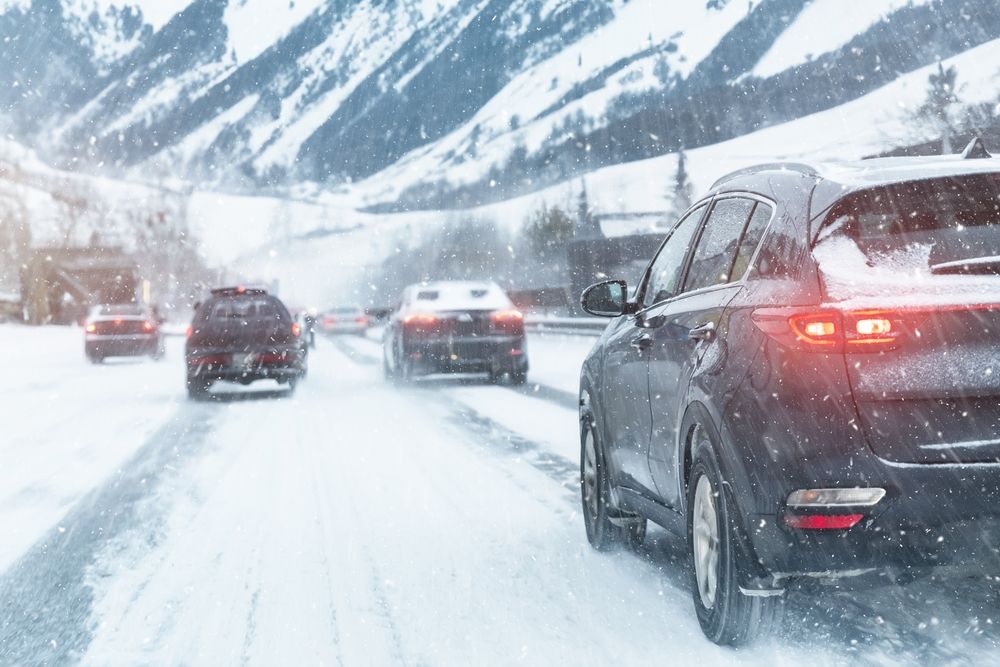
[0, 0, 996, 210]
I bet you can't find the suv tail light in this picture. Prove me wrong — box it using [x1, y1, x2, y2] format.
[85, 323, 97, 334]
[142, 321, 155, 333]
[754, 307, 914, 352]
[291, 323, 301, 337]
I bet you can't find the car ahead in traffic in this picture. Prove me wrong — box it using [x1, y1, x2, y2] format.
[383, 281, 528, 384]
[319, 306, 369, 336]
[84, 303, 163, 363]
[578, 139, 1000, 646]
[185, 287, 305, 398]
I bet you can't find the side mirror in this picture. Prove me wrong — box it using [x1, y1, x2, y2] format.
[581, 280, 631, 318]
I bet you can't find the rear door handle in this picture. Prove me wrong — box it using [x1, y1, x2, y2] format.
[630, 334, 654, 351]
[688, 321, 716, 341]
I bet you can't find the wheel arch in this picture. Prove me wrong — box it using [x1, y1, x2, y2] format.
[679, 400, 773, 584]
[677, 401, 753, 519]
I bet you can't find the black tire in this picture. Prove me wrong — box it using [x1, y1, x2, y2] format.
[624, 517, 647, 552]
[383, 351, 397, 381]
[186, 377, 210, 400]
[687, 427, 780, 646]
[581, 417, 626, 550]
[399, 358, 416, 382]
[510, 370, 528, 386]
[287, 377, 299, 395]
[88, 353, 103, 364]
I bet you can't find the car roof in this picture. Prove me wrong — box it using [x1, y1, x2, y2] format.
[709, 144, 1000, 196]
[705, 142, 1000, 240]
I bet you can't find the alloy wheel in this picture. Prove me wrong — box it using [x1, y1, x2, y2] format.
[693, 474, 720, 609]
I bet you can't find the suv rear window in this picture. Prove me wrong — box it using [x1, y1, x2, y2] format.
[814, 174, 1000, 299]
[200, 296, 289, 322]
[819, 174, 1000, 264]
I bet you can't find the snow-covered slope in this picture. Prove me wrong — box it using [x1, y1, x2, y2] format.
[0, 0, 996, 209]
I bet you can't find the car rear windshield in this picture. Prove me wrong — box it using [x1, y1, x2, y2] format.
[200, 296, 289, 322]
[98, 304, 145, 316]
[818, 174, 1000, 265]
[412, 283, 511, 311]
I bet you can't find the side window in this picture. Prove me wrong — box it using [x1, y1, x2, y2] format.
[730, 203, 773, 280]
[642, 205, 706, 308]
[683, 198, 755, 293]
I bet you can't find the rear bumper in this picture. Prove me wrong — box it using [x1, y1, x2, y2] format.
[748, 462, 1000, 581]
[86, 335, 159, 356]
[322, 324, 367, 335]
[405, 335, 527, 374]
[186, 348, 305, 382]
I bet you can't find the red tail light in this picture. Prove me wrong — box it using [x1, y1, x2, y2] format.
[403, 313, 439, 330]
[186, 325, 194, 338]
[85, 323, 97, 334]
[291, 323, 301, 337]
[783, 513, 864, 530]
[491, 309, 524, 334]
[142, 321, 155, 333]
[754, 307, 910, 352]
[356, 315, 369, 326]
[491, 309, 524, 323]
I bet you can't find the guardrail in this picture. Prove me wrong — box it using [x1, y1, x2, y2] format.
[524, 316, 607, 337]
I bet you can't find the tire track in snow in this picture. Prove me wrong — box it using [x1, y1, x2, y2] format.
[328, 334, 578, 411]
[328, 330, 991, 664]
[0, 402, 216, 665]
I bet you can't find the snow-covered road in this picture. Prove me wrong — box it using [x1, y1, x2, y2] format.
[2, 325, 999, 665]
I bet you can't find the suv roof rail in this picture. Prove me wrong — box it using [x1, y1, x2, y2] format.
[210, 285, 268, 296]
[961, 136, 992, 159]
[710, 162, 820, 189]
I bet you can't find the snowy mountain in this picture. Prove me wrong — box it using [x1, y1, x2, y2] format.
[0, 0, 997, 209]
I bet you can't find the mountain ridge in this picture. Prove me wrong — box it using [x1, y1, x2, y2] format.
[0, 0, 995, 208]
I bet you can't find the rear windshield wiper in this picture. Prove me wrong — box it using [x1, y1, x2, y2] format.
[930, 256, 1000, 276]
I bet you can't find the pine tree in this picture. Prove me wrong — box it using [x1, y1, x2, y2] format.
[669, 148, 693, 218]
[918, 61, 960, 154]
[575, 179, 600, 239]
[523, 204, 573, 259]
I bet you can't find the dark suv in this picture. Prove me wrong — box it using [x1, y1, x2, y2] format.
[185, 287, 305, 398]
[578, 140, 1000, 645]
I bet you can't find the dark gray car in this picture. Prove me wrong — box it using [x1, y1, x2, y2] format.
[579, 140, 1000, 645]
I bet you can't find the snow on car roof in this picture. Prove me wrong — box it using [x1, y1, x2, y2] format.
[406, 281, 512, 311]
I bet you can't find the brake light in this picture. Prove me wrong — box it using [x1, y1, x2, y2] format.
[403, 313, 439, 327]
[491, 309, 525, 334]
[783, 514, 864, 530]
[356, 315, 369, 326]
[85, 323, 97, 334]
[142, 321, 155, 333]
[291, 323, 301, 337]
[186, 326, 193, 338]
[754, 307, 910, 352]
[787, 312, 840, 347]
[491, 309, 524, 323]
